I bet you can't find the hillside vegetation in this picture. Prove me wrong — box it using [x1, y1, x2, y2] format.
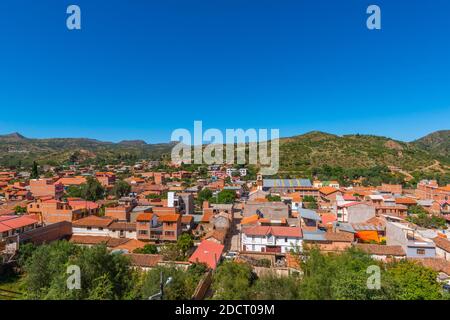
[0, 131, 448, 184]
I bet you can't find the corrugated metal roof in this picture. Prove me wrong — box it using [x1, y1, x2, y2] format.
[299, 208, 321, 221]
[302, 230, 326, 241]
[263, 179, 312, 188]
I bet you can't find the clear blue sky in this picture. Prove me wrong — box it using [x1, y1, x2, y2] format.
[0, 0, 449, 143]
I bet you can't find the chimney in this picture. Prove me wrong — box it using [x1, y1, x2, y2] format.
[203, 200, 210, 209]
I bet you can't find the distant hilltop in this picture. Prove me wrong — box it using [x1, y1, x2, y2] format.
[0, 130, 448, 176]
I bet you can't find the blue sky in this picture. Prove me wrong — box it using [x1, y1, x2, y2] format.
[0, 0, 449, 143]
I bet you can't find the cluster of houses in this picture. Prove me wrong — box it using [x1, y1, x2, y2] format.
[1, 163, 450, 283]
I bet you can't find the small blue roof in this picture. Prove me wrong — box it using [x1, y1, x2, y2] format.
[333, 222, 356, 233]
[302, 230, 326, 241]
[299, 208, 321, 221]
[263, 179, 312, 188]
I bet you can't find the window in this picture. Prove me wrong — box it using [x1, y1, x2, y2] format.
[417, 248, 426, 255]
[99, 227, 103, 230]
[139, 230, 148, 235]
[285, 237, 288, 242]
[87, 227, 91, 230]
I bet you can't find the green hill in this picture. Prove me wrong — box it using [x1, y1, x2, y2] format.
[412, 130, 450, 158]
[278, 131, 449, 174]
[0, 133, 174, 167]
[0, 131, 448, 183]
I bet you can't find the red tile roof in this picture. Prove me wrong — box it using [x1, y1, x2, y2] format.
[320, 213, 337, 225]
[395, 197, 417, 205]
[68, 200, 99, 210]
[319, 186, 339, 195]
[0, 215, 38, 232]
[136, 213, 154, 222]
[188, 240, 224, 269]
[72, 216, 114, 228]
[125, 253, 163, 268]
[354, 244, 406, 256]
[158, 214, 180, 222]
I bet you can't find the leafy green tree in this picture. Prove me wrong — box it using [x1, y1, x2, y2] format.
[133, 244, 158, 254]
[17, 242, 37, 268]
[251, 275, 301, 300]
[177, 233, 194, 258]
[65, 185, 84, 198]
[159, 243, 182, 261]
[22, 241, 135, 300]
[384, 260, 443, 300]
[266, 194, 282, 202]
[212, 261, 255, 300]
[198, 188, 213, 203]
[406, 206, 447, 229]
[23, 240, 79, 299]
[30, 161, 39, 179]
[140, 265, 205, 300]
[83, 177, 105, 201]
[299, 247, 390, 300]
[302, 195, 318, 209]
[14, 205, 27, 214]
[111, 180, 131, 198]
[212, 189, 236, 204]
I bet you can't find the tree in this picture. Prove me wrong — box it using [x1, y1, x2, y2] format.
[145, 193, 161, 200]
[177, 233, 194, 259]
[384, 260, 443, 300]
[266, 194, 281, 202]
[83, 177, 105, 201]
[212, 261, 255, 300]
[30, 161, 39, 179]
[140, 264, 206, 300]
[133, 244, 158, 254]
[65, 185, 84, 198]
[406, 205, 447, 229]
[17, 242, 37, 268]
[298, 247, 390, 300]
[160, 243, 182, 261]
[198, 188, 213, 203]
[23, 241, 135, 300]
[302, 195, 318, 209]
[14, 205, 27, 214]
[111, 180, 131, 199]
[212, 189, 236, 204]
[251, 275, 300, 300]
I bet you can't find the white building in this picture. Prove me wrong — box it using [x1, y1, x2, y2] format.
[241, 226, 302, 254]
[72, 216, 137, 239]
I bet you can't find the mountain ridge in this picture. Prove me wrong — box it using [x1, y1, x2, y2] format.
[0, 131, 448, 177]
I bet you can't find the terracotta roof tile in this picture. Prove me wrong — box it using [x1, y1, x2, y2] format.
[72, 216, 114, 228]
[433, 237, 450, 252]
[125, 253, 163, 268]
[355, 244, 405, 256]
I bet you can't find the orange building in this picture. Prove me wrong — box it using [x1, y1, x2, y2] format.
[105, 205, 133, 221]
[29, 179, 64, 200]
[416, 180, 450, 201]
[96, 172, 116, 187]
[27, 199, 87, 224]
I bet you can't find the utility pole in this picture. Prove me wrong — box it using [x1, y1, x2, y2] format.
[148, 272, 172, 300]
